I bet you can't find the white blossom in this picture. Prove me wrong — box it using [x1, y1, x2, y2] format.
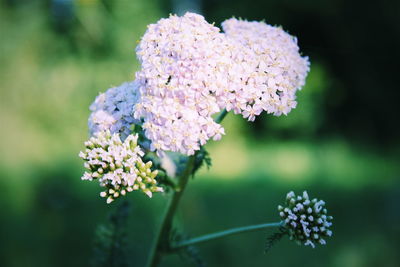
[85, 13, 310, 156]
[222, 18, 310, 119]
[134, 12, 233, 155]
[88, 81, 141, 140]
[79, 131, 162, 203]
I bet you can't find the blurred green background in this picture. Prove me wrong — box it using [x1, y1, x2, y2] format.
[1, 0, 399, 266]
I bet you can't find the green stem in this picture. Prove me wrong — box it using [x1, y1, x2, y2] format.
[146, 155, 196, 267]
[163, 175, 179, 191]
[215, 109, 228, 124]
[146, 109, 229, 267]
[172, 221, 284, 250]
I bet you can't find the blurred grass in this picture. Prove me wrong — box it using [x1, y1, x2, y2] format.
[0, 1, 399, 267]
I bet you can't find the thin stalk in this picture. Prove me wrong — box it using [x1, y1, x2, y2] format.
[172, 221, 284, 250]
[146, 155, 196, 267]
[163, 175, 179, 191]
[215, 109, 228, 123]
[146, 109, 229, 267]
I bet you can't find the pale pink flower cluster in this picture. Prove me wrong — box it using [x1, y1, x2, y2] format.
[133, 13, 309, 155]
[88, 81, 141, 140]
[86, 13, 309, 156]
[222, 18, 310, 120]
[134, 13, 230, 155]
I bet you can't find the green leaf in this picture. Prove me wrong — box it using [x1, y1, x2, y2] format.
[91, 201, 131, 267]
[264, 226, 287, 254]
[171, 230, 206, 267]
[192, 147, 212, 176]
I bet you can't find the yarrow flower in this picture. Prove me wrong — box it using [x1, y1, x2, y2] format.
[278, 191, 333, 248]
[222, 18, 310, 120]
[79, 131, 162, 203]
[134, 12, 231, 156]
[132, 13, 309, 155]
[88, 81, 141, 140]
[84, 12, 309, 157]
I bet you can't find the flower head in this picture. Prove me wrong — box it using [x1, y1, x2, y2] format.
[134, 12, 231, 155]
[85, 13, 310, 156]
[88, 81, 141, 140]
[278, 191, 333, 248]
[79, 131, 162, 203]
[222, 18, 310, 119]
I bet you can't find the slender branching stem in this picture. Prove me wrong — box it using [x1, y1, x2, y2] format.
[163, 175, 179, 191]
[172, 221, 284, 250]
[146, 155, 196, 267]
[146, 109, 229, 267]
[215, 109, 228, 124]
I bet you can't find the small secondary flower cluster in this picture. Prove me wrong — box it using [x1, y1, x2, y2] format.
[278, 191, 333, 248]
[79, 130, 162, 203]
[88, 81, 141, 140]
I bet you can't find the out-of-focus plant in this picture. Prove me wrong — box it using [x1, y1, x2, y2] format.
[79, 12, 333, 266]
[91, 201, 131, 267]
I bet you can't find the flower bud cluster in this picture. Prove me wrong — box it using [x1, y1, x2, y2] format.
[79, 130, 162, 203]
[278, 191, 333, 248]
[88, 81, 141, 140]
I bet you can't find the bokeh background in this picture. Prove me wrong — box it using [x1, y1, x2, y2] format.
[1, 0, 399, 266]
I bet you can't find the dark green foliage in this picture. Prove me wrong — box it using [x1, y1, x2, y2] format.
[264, 227, 288, 254]
[91, 201, 131, 267]
[179, 245, 206, 267]
[193, 147, 212, 175]
[171, 230, 206, 267]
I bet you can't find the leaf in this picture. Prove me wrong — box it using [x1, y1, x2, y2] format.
[91, 201, 131, 267]
[192, 147, 212, 175]
[265, 227, 287, 254]
[171, 230, 206, 267]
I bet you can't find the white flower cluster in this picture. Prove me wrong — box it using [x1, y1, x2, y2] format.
[278, 191, 333, 248]
[134, 13, 230, 155]
[133, 13, 309, 155]
[79, 130, 162, 203]
[222, 18, 310, 119]
[88, 81, 141, 140]
[86, 13, 309, 156]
